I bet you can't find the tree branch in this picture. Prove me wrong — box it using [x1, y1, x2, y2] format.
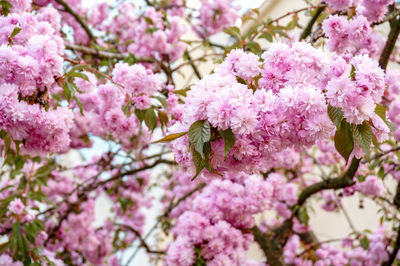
[362, 146, 400, 163]
[251, 226, 285, 266]
[116, 223, 165, 255]
[300, 6, 326, 40]
[297, 157, 360, 207]
[65, 43, 173, 82]
[382, 183, 400, 265]
[65, 43, 153, 62]
[183, 51, 202, 80]
[162, 183, 206, 218]
[379, 4, 400, 71]
[54, 0, 95, 41]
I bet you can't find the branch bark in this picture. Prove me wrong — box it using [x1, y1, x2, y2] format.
[251, 226, 286, 266]
[116, 223, 165, 255]
[300, 6, 326, 40]
[297, 158, 360, 207]
[379, 5, 400, 71]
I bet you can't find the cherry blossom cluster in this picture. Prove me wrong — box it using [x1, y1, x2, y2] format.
[33, 0, 90, 44]
[193, 0, 240, 37]
[284, 225, 391, 265]
[70, 64, 162, 149]
[96, 3, 187, 62]
[325, 0, 395, 23]
[166, 171, 271, 266]
[326, 54, 386, 125]
[322, 15, 384, 57]
[170, 43, 335, 174]
[0, 5, 73, 155]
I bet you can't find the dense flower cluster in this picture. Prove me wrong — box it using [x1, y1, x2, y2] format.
[0, 8, 73, 155]
[166, 171, 270, 265]
[284, 225, 391, 265]
[324, 0, 395, 23]
[326, 54, 386, 125]
[170, 44, 334, 174]
[69, 64, 162, 149]
[322, 15, 384, 57]
[112, 62, 162, 110]
[103, 4, 187, 62]
[2, 0, 400, 265]
[194, 0, 239, 37]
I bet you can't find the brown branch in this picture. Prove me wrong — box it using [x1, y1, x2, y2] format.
[91, 159, 175, 191]
[163, 183, 206, 218]
[379, 4, 400, 71]
[65, 43, 172, 82]
[125, 183, 207, 265]
[300, 6, 326, 40]
[65, 43, 153, 62]
[272, 157, 360, 249]
[251, 226, 285, 266]
[362, 146, 400, 163]
[116, 223, 165, 255]
[297, 157, 360, 207]
[54, 0, 95, 41]
[382, 183, 400, 265]
[183, 51, 202, 80]
[43, 160, 174, 245]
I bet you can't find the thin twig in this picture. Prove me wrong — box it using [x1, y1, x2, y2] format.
[54, 0, 95, 41]
[116, 223, 165, 255]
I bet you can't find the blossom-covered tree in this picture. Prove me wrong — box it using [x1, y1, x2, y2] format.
[2, 0, 400, 265]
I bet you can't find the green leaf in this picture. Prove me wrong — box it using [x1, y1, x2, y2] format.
[374, 104, 386, 121]
[218, 128, 236, 160]
[192, 149, 206, 181]
[174, 88, 190, 96]
[328, 105, 344, 129]
[67, 72, 89, 81]
[223, 26, 241, 40]
[8, 27, 21, 44]
[34, 163, 52, 178]
[73, 96, 84, 115]
[14, 155, 25, 171]
[10, 223, 30, 260]
[144, 16, 154, 25]
[334, 120, 354, 163]
[134, 109, 146, 122]
[0, 1, 12, 16]
[246, 41, 262, 54]
[360, 236, 370, 250]
[62, 82, 76, 101]
[69, 64, 89, 73]
[374, 104, 395, 132]
[297, 206, 309, 225]
[145, 27, 158, 33]
[188, 120, 211, 159]
[258, 32, 273, 42]
[153, 132, 187, 143]
[352, 122, 372, 159]
[122, 103, 131, 117]
[0, 129, 6, 139]
[144, 108, 157, 131]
